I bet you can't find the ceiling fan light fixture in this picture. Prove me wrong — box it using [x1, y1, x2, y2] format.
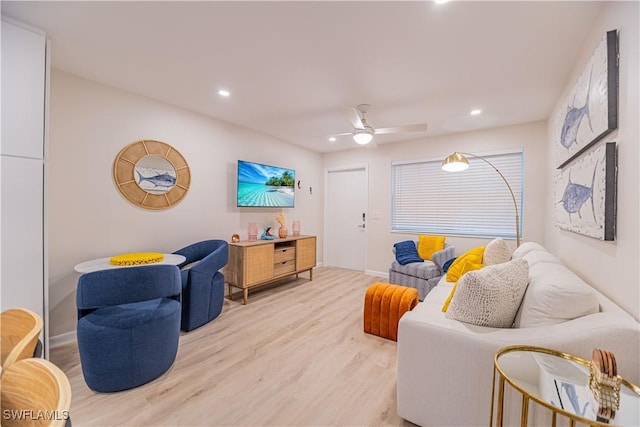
[353, 128, 374, 145]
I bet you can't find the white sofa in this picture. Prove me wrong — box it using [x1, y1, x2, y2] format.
[397, 242, 640, 427]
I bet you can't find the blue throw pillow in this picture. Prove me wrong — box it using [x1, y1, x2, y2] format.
[394, 241, 423, 265]
[442, 257, 457, 273]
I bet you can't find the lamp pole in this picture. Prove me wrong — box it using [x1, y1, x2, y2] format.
[456, 152, 521, 247]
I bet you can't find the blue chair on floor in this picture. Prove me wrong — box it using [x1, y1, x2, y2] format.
[76, 264, 181, 392]
[173, 239, 228, 332]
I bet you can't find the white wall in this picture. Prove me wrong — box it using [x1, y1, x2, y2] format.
[48, 70, 323, 337]
[546, 1, 639, 320]
[322, 120, 548, 276]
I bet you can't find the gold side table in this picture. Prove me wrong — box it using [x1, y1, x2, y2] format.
[491, 345, 640, 426]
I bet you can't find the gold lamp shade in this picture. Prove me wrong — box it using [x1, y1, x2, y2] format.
[441, 152, 470, 172]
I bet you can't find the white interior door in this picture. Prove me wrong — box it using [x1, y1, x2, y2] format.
[325, 166, 367, 271]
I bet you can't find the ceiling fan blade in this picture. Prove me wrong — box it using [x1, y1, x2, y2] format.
[374, 123, 428, 134]
[325, 132, 352, 138]
[347, 107, 364, 129]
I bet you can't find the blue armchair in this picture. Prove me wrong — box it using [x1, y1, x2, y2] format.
[173, 239, 229, 331]
[76, 264, 181, 392]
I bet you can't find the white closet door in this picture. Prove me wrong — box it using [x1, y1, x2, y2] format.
[1, 156, 44, 316]
[1, 18, 48, 353]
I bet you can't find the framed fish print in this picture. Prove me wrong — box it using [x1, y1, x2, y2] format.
[554, 142, 616, 241]
[113, 139, 190, 210]
[134, 156, 177, 195]
[555, 30, 618, 169]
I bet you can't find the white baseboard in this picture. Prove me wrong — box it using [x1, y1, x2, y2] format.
[365, 269, 387, 278]
[50, 330, 76, 348]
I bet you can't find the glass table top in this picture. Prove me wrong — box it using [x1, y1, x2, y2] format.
[495, 346, 640, 426]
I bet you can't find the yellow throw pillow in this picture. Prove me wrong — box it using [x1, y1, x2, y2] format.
[442, 260, 484, 312]
[417, 235, 446, 260]
[446, 246, 486, 282]
[442, 281, 459, 313]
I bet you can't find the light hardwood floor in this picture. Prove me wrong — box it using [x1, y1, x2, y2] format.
[51, 267, 417, 426]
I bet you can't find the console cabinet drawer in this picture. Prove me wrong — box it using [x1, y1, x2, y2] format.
[273, 259, 296, 276]
[274, 247, 295, 263]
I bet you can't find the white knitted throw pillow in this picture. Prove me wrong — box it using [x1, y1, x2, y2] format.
[446, 258, 529, 328]
[483, 238, 512, 265]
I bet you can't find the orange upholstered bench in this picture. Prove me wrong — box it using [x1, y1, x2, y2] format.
[363, 282, 419, 341]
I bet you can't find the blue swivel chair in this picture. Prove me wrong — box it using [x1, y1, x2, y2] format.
[173, 239, 229, 332]
[76, 264, 181, 392]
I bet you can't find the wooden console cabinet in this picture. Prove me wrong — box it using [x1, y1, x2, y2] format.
[225, 235, 316, 304]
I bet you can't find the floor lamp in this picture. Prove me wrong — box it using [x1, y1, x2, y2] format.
[441, 151, 521, 247]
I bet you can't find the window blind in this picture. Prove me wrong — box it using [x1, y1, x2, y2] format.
[391, 150, 523, 239]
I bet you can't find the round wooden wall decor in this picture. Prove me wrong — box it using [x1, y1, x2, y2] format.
[113, 139, 190, 210]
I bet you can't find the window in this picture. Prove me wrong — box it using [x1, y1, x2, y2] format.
[391, 149, 523, 239]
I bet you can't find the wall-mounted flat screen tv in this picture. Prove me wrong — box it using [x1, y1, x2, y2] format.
[237, 160, 295, 208]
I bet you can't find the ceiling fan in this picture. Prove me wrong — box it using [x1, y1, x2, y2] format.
[329, 104, 428, 146]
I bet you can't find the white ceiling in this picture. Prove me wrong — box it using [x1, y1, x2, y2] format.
[2, 1, 604, 153]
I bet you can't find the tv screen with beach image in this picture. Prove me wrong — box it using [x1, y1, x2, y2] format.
[237, 160, 295, 207]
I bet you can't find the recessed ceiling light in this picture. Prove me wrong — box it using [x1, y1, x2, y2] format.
[329, 137, 336, 142]
[434, 0, 450, 4]
[218, 89, 230, 97]
[470, 109, 482, 115]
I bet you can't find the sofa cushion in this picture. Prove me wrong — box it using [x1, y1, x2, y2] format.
[446, 246, 485, 282]
[394, 240, 423, 265]
[417, 235, 446, 260]
[441, 260, 484, 312]
[446, 258, 529, 328]
[390, 261, 441, 280]
[483, 238, 512, 265]
[518, 249, 563, 267]
[512, 241, 547, 259]
[514, 261, 599, 328]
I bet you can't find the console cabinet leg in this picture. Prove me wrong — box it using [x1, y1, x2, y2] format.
[243, 288, 248, 305]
